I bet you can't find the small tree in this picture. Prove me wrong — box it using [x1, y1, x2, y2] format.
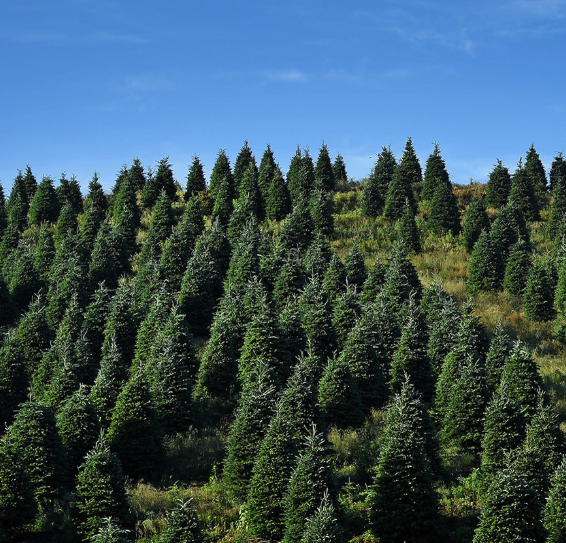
[503, 239, 532, 296]
[544, 458, 566, 543]
[29, 175, 60, 225]
[524, 143, 547, 194]
[524, 258, 556, 322]
[462, 198, 490, 252]
[466, 230, 505, 295]
[485, 159, 512, 209]
[396, 201, 421, 253]
[266, 167, 291, 221]
[509, 158, 540, 222]
[159, 499, 204, 543]
[422, 142, 450, 201]
[427, 180, 461, 236]
[185, 155, 206, 200]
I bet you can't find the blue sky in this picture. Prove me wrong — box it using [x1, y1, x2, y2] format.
[1, 0, 565, 193]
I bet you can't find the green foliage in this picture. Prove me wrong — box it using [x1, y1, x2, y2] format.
[300, 492, 344, 543]
[309, 189, 334, 237]
[283, 428, 335, 543]
[90, 517, 131, 543]
[322, 253, 347, 301]
[5, 401, 69, 508]
[509, 159, 540, 222]
[185, 155, 206, 200]
[142, 157, 177, 208]
[0, 332, 28, 434]
[278, 198, 315, 254]
[287, 146, 314, 205]
[524, 143, 547, 194]
[0, 439, 37, 535]
[258, 144, 277, 201]
[524, 257, 556, 322]
[318, 356, 364, 429]
[332, 152, 348, 185]
[332, 287, 361, 348]
[550, 151, 566, 192]
[89, 222, 119, 291]
[344, 241, 367, 290]
[208, 149, 234, 201]
[9, 240, 41, 315]
[74, 435, 129, 542]
[159, 499, 204, 543]
[366, 379, 439, 543]
[233, 140, 258, 199]
[384, 162, 417, 222]
[150, 191, 175, 243]
[428, 180, 461, 236]
[366, 146, 396, 212]
[0, 185, 8, 235]
[245, 407, 298, 541]
[223, 362, 276, 502]
[503, 239, 532, 296]
[57, 173, 83, 214]
[315, 142, 335, 192]
[485, 159, 512, 209]
[29, 175, 60, 225]
[112, 176, 141, 253]
[544, 458, 566, 543]
[548, 176, 566, 239]
[211, 174, 234, 226]
[266, 167, 291, 221]
[466, 229, 505, 295]
[462, 198, 490, 252]
[490, 202, 530, 260]
[473, 464, 546, 543]
[485, 322, 510, 392]
[273, 256, 306, 310]
[107, 373, 163, 481]
[422, 142, 450, 201]
[396, 202, 421, 253]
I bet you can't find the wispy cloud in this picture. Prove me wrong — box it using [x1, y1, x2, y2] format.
[265, 69, 308, 83]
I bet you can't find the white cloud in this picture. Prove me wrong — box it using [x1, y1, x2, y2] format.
[265, 69, 308, 83]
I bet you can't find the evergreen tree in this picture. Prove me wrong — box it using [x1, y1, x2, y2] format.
[54, 202, 78, 246]
[227, 193, 255, 247]
[360, 259, 387, 305]
[278, 297, 308, 363]
[427, 297, 462, 377]
[266, 166, 291, 221]
[485, 159, 512, 209]
[332, 153, 348, 186]
[185, 155, 206, 200]
[111, 176, 140, 253]
[5, 402, 68, 508]
[384, 162, 417, 221]
[315, 142, 335, 192]
[245, 407, 299, 541]
[277, 198, 314, 254]
[503, 239, 532, 296]
[360, 167, 384, 218]
[524, 143, 547, 194]
[142, 157, 177, 208]
[309, 189, 334, 237]
[258, 144, 277, 202]
[0, 440, 37, 536]
[208, 149, 234, 200]
[0, 274, 15, 329]
[9, 240, 42, 315]
[344, 241, 366, 289]
[89, 222, 119, 291]
[399, 137, 423, 186]
[524, 257, 556, 322]
[318, 356, 364, 428]
[366, 379, 439, 543]
[548, 176, 566, 239]
[183, 194, 206, 239]
[473, 464, 546, 543]
[283, 429, 335, 543]
[128, 157, 146, 192]
[481, 380, 526, 476]
[23, 165, 38, 202]
[300, 493, 344, 543]
[422, 142, 450, 201]
[73, 434, 129, 542]
[90, 518, 131, 543]
[8, 193, 28, 232]
[322, 252, 347, 301]
[150, 191, 175, 243]
[0, 332, 28, 430]
[233, 140, 257, 198]
[462, 198, 490, 252]
[56, 173, 83, 214]
[106, 373, 163, 480]
[288, 147, 315, 205]
[158, 499, 204, 543]
[81, 173, 107, 254]
[370, 146, 397, 207]
[210, 174, 234, 226]
[223, 362, 276, 502]
[29, 175, 60, 225]
[544, 458, 566, 543]
[550, 151, 566, 193]
[273, 256, 306, 310]
[396, 201, 421, 253]
[509, 158, 540, 222]
[485, 322, 510, 392]
[332, 287, 361, 349]
[466, 229, 505, 294]
[427, 179, 461, 236]
[56, 386, 101, 472]
[0, 185, 8, 236]
[491, 202, 530, 261]
[7, 170, 29, 213]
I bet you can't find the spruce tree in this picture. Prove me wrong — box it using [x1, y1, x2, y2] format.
[23, 165, 38, 202]
[309, 189, 334, 237]
[111, 176, 140, 254]
[278, 297, 308, 364]
[89, 222, 119, 291]
[548, 176, 566, 239]
[0, 332, 28, 430]
[314, 142, 335, 192]
[462, 197, 490, 252]
[544, 458, 566, 543]
[29, 175, 60, 225]
[81, 173, 107, 254]
[344, 241, 366, 289]
[426, 297, 462, 377]
[473, 464, 546, 543]
[427, 179, 461, 236]
[185, 155, 206, 200]
[550, 151, 566, 192]
[273, 256, 306, 310]
[73, 434, 129, 542]
[5, 402, 68, 508]
[142, 157, 177, 207]
[210, 174, 234, 226]
[56, 173, 83, 214]
[366, 379, 439, 543]
[396, 201, 421, 253]
[509, 158, 540, 222]
[266, 167, 291, 221]
[384, 162, 417, 221]
[503, 239, 532, 296]
[129, 157, 146, 192]
[283, 429, 335, 543]
[246, 407, 298, 541]
[363, 146, 395, 215]
[258, 144, 277, 202]
[106, 373, 163, 481]
[524, 257, 556, 322]
[8, 193, 28, 232]
[524, 143, 547, 194]
[422, 142, 450, 201]
[238, 162, 262, 219]
[466, 229, 505, 294]
[332, 287, 361, 349]
[223, 362, 276, 502]
[0, 185, 8, 236]
[485, 322, 510, 392]
[485, 159, 512, 209]
[208, 149, 234, 201]
[150, 190, 175, 243]
[233, 140, 257, 198]
[277, 198, 314, 254]
[360, 259, 387, 305]
[490, 202, 530, 260]
[322, 253, 347, 301]
[0, 440, 37, 535]
[300, 493, 344, 543]
[332, 153, 348, 186]
[9, 240, 42, 315]
[158, 499, 204, 543]
[287, 147, 310, 205]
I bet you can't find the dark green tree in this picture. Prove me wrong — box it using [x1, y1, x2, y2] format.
[142, 157, 177, 208]
[23, 165, 38, 202]
[490, 202, 530, 261]
[322, 253, 347, 301]
[548, 177, 566, 239]
[422, 142, 450, 201]
[0, 185, 8, 235]
[0, 333, 28, 430]
[544, 458, 566, 543]
[89, 222, 119, 291]
[462, 198, 490, 252]
[150, 191, 175, 243]
[300, 493, 344, 543]
[273, 256, 306, 310]
[277, 198, 314, 254]
[503, 239, 532, 296]
[158, 499, 204, 543]
[485, 322, 510, 392]
[266, 167, 291, 221]
[485, 159, 512, 209]
[427, 179, 461, 236]
[370, 146, 396, 204]
[360, 259, 387, 305]
[8, 193, 28, 232]
[524, 143, 547, 194]
[9, 240, 41, 315]
[258, 144, 277, 202]
[185, 155, 206, 200]
[29, 175, 60, 225]
[509, 158, 540, 222]
[111, 176, 140, 254]
[56, 173, 83, 214]
[314, 142, 335, 192]
[466, 229, 505, 294]
[73, 434, 129, 542]
[524, 258, 556, 322]
[233, 140, 257, 198]
[344, 241, 367, 290]
[332, 287, 361, 349]
[332, 153, 348, 186]
[396, 201, 421, 253]
[384, 163, 417, 221]
[208, 149, 234, 200]
[210, 174, 234, 226]
[309, 189, 334, 237]
[54, 202, 78, 246]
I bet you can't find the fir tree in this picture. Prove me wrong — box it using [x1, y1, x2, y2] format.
[158, 499, 204, 543]
[90, 518, 131, 543]
[344, 241, 366, 289]
[369, 146, 397, 209]
[266, 166, 291, 221]
[396, 201, 421, 253]
[54, 202, 78, 246]
[0, 185, 8, 236]
[7, 170, 29, 212]
[524, 258, 556, 322]
[503, 239, 532, 296]
[208, 149, 234, 200]
[0, 440, 37, 535]
[5, 402, 68, 508]
[426, 297, 462, 377]
[360, 259, 387, 305]
[106, 373, 163, 480]
[112, 176, 141, 254]
[81, 173, 107, 254]
[485, 159, 512, 209]
[0, 333, 28, 430]
[466, 229, 505, 294]
[9, 240, 41, 315]
[283, 429, 335, 543]
[462, 197, 490, 252]
[509, 158, 540, 222]
[322, 253, 347, 301]
[73, 434, 129, 542]
[524, 143, 547, 194]
[548, 176, 566, 239]
[422, 142, 450, 201]
[56, 173, 83, 214]
[233, 140, 257, 198]
[183, 194, 206, 239]
[303, 234, 331, 282]
[485, 322, 510, 392]
[89, 222, 119, 291]
[366, 379, 439, 543]
[128, 157, 146, 192]
[277, 198, 314, 254]
[544, 458, 566, 543]
[332, 153, 348, 186]
[490, 202, 530, 261]
[210, 174, 234, 226]
[384, 162, 417, 221]
[185, 155, 206, 200]
[246, 407, 298, 541]
[143, 157, 177, 207]
[150, 191, 175, 243]
[473, 464, 546, 543]
[223, 362, 276, 502]
[8, 193, 28, 232]
[287, 147, 313, 205]
[315, 142, 335, 192]
[300, 493, 344, 543]
[273, 256, 306, 310]
[0, 274, 15, 329]
[278, 297, 307, 363]
[550, 151, 566, 192]
[227, 193, 255, 247]
[309, 189, 334, 237]
[332, 287, 361, 349]
[258, 144, 277, 201]
[23, 165, 38, 202]
[318, 356, 364, 428]
[428, 179, 461, 236]
[29, 175, 60, 225]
